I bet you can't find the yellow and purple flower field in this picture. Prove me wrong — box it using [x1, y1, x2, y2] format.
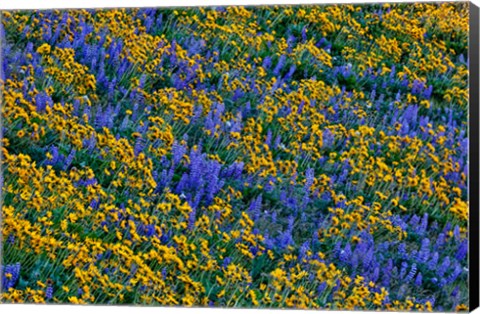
[0, 2, 470, 311]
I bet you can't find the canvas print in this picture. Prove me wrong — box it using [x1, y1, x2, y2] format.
[0, 2, 473, 311]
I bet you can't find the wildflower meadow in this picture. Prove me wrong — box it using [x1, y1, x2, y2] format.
[0, 2, 470, 311]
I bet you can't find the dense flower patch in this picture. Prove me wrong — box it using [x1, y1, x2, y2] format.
[0, 3, 469, 311]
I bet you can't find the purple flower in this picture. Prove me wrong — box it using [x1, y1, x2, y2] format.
[46, 145, 59, 165]
[417, 213, 428, 235]
[399, 262, 408, 279]
[265, 130, 272, 147]
[453, 225, 461, 240]
[7, 234, 15, 244]
[339, 243, 352, 264]
[455, 240, 468, 261]
[63, 148, 76, 171]
[448, 265, 462, 283]
[304, 168, 314, 192]
[35, 92, 52, 112]
[134, 137, 145, 156]
[249, 194, 263, 221]
[262, 56, 272, 69]
[436, 233, 446, 248]
[271, 211, 277, 224]
[398, 243, 407, 258]
[188, 206, 197, 231]
[423, 85, 433, 99]
[2, 263, 21, 290]
[46, 285, 53, 300]
[414, 272, 423, 286]
[172, 141, 187, 165]
[428, 252, 439, 270]
[437, 257, 450, 277]
[273, 55, 286, 76]
[284, 65, 296, 80]
[406, 263, 417, 282]
[317, 282, 327, 295]
[417, 238, 430, 263]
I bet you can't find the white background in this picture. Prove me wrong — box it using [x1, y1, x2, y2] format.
[0, 0, 479, 314]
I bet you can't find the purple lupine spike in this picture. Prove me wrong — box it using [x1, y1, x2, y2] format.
[187, 152, 202, 188]
[273, 135, 282, 149]
[263, 233, 275, 250]
[437, 257, 451, 277]
[46, 285, 53, 300]
[417, 238, 430, 263]
[398, 243, 407, 258]
[284, 65, 296, 81]
[120, 116, 129, 130]
[141, 224, 156, 237]
[298, 241, 311, 260]
[134, 137, 145, 156]
[349, 251, 359, 270]
[105, 105, 115, 129]
[409, 214, 420, 228]
[339, 243, 352, 264]
[448, 265, 462, 283]
[63, 148, 76, 171]
[382, 259, 393, 287]
[265, 130, 272, 147]
[130, 103, 139, 121]
[187, 206, 196, 230]
[443, 222, 452, 233]
[423, 85, 433, 99]
[316, 37, 326, 48]
[453, 225, 461, 240]
[172, 141, 187, 165]
[48, 145, 60, 165]
[362, 248, 374, 269]
[323, 129, 334, 148]
[262, 56, 272, 69]
[378, 241, 390, 251]
[372, 267, 380, 282]
[2, 263, 21, 290]
[410, 249, 418, 261]
[249, 194, 262, 221]
[414, 272, 423, 286]
[271, 211, 277, 224]
[333, 240, 342, 257]
[321, 191, 332, 202]
[428, 252, 439, 270]
[418, 213, 428, 234]
[317, 281, 327, 295]
[35, 92, 53, 113]
[370, 88, 376, 101]
[406, 263, 417, 282]
[233, 162, 244, 179]
[273, 55, 286, 76]
[452, 286, 460, 298]
[287, 215, 295, 231]
[304, 168, 315, 192]
[455, 240, 468, 261]
[436, 233, 446, 248]
[95, 108, 106, 128]
[222, 257, 232, 269]
[399, 262, 408, 279]
[301, 26, 308, 42]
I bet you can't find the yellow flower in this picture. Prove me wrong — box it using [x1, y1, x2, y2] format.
[37, 43, 51, 54]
